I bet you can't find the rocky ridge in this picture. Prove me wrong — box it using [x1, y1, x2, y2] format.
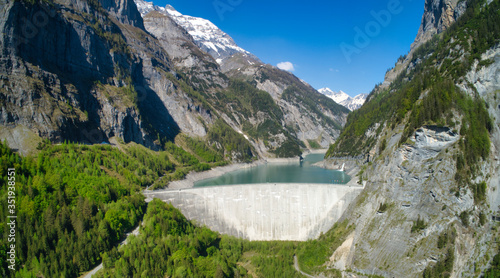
[0, 0, 349, 160]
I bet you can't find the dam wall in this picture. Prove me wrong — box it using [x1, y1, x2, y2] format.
[144, 183, 362, 241]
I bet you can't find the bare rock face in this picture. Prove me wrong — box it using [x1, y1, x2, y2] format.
[142, 11, 227, 91]
[411, 0, 466, 51]
[0, 0, 219, 149]
[462, 44, 500, 215]
[329, 121, 494, 276]
[99, 0, 145, 27]
[0, 0, 138, 144]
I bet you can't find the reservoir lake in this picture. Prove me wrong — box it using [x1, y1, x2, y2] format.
[194, 152, 350, 187]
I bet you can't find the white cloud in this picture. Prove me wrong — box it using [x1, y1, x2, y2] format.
[277, 62, 295, 72]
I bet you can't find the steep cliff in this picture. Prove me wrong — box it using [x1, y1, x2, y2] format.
[323, 0, 500, 276]
[0, 0, 183, 149]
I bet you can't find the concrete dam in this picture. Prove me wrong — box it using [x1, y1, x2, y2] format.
[144, 183, 362, 241]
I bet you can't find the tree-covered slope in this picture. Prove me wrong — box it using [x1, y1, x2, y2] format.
[0, 132, 252, 277]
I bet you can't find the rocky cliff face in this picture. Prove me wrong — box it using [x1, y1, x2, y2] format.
[0, 0, 216, 149]
[411, 0, 467, 50]
[100, 0, 145, 27]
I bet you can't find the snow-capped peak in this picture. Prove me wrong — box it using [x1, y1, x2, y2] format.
[318, 88, 367, 111]
[135, 0, 165, 16]
[134, 0, 252, 63]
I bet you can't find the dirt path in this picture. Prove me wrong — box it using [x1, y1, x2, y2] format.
[294, 255, 315, 278]
[81, 223, 141, 278]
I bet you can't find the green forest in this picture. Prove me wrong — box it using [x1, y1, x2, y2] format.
[0, 141, 151, 277]
[0, 139, 356, 278]
[0, 136, 235, 277]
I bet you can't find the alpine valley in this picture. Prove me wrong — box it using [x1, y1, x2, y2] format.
[0, 0, 499, 277]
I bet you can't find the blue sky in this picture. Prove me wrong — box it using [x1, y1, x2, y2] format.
[152, 0, 424, 97]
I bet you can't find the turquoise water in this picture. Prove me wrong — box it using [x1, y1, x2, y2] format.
[194, 152, 350, 187]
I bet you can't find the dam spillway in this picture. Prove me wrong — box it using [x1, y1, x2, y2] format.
[144, 183, 362, 241]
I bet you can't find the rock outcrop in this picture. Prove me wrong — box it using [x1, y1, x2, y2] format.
[411, 0, 467, 51]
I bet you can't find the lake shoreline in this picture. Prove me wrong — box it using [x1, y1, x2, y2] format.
[165, 149, 330, 189]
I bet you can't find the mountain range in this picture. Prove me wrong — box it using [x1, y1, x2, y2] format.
[0, 0, 349, 159]
[318, 88, 367, 111]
